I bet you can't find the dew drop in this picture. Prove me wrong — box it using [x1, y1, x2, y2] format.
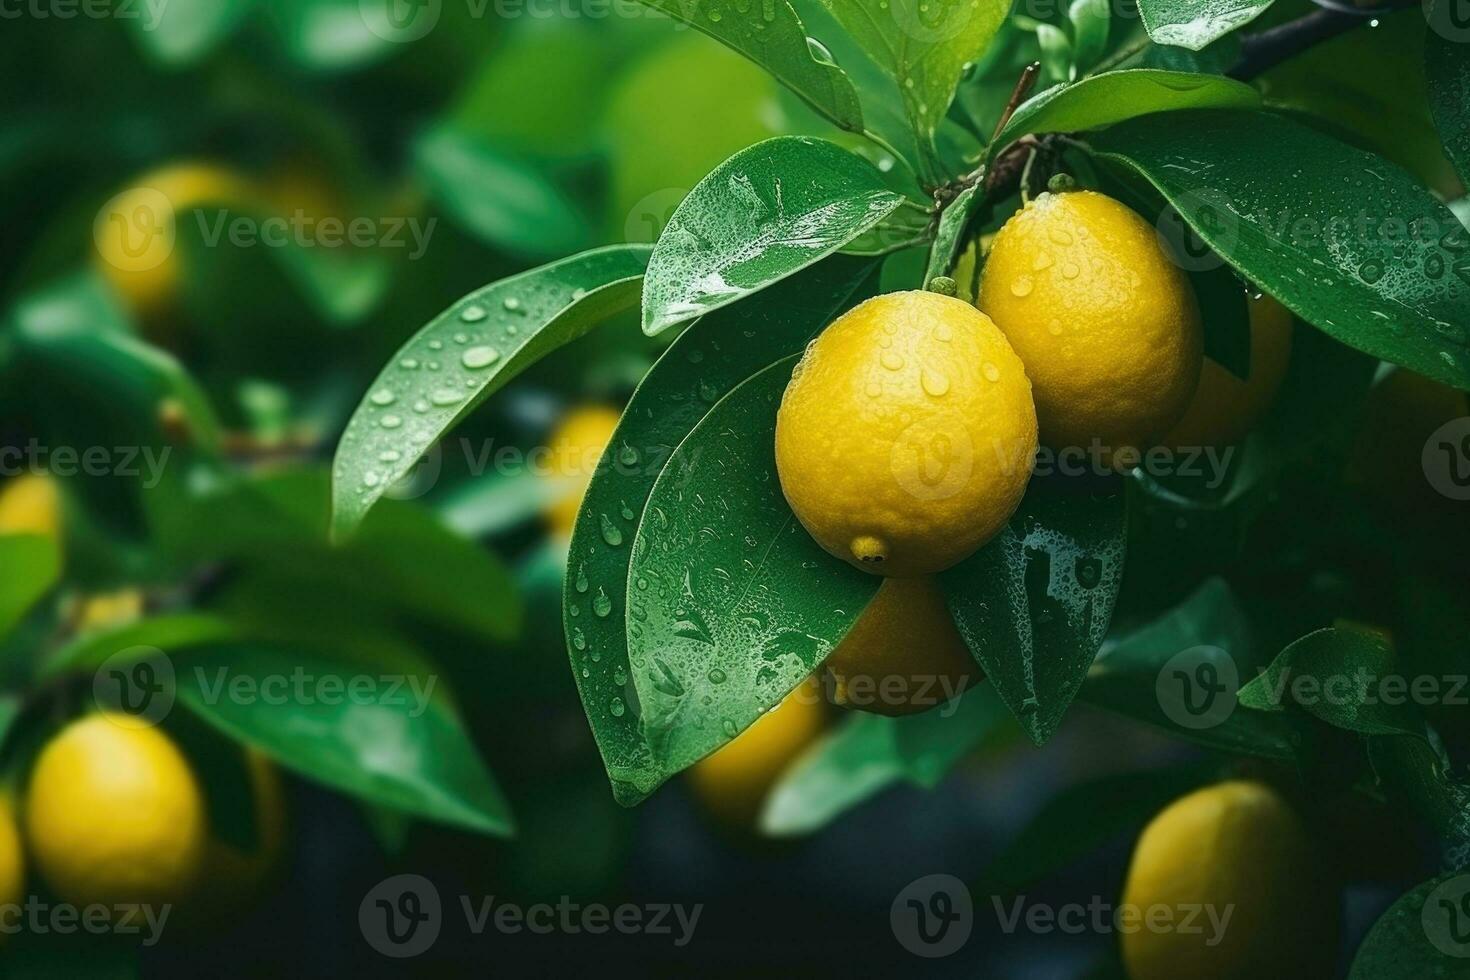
[880, 351, 905, 370]
[934, 324, 953, 342]
[574, 563, 589, 593]
[921, 367, 950, 397]
[609, 697, 626, 718]
[1010, 275, 1034, 297]
[592, 588, 613, 618]
[983, 362, 1001, 382]
[461, 346, 500, 369]
[599, 513, 624, 546]
[379, 414, 403, 429]
[460, 304, 487, 323]
[369, 388, 396, 406]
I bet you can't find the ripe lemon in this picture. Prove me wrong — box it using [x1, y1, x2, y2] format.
[1120, 780, 1336, 980]
[1164, 295, 1294, 448]
[25, 714, 206, 907]
[0, 473, 61, 540]
[978, 189, 1202, 459]
[93, 163, 258, 317]
[688, 678, 826, 826]
[1348, 367, 1469, 506]
[825, 576, 981, 716]
[544, 405, 622, 537]
[775, 291, 1037, 577]
[0, 798, 24, 933]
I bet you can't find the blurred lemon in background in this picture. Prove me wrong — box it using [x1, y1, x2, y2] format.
[93, 163, 259, 318]
[544, 404, 621, 538]
[26, 714, 206, 907]
[824, 576, 981, 716]
[688, 678, 826, 827]
[0, 473, 61, 540]
[1120, 779, 1336, 980]
[1164, 294, 1294, 449]
[0, 798, 24, 933]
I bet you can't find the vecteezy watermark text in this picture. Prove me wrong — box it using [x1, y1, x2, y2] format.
[0, 897, 170, 947]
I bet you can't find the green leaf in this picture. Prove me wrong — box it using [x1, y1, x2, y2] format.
[641, 137, 904, 335]
[269, 0, 396, 71]
[925, 183, 981, 282]
[977, 765, 1210, 896]
[632, 0, 864, 133]
[762, 685, 1012, 835]
[822, 0, 1010, 171]
[565, 256, 878, 806]
[1350, 873, 1470, 977]
[1032, 23, 1074, 84]
[414, 126, 587, 259]
[1136, 0, 1274, 51]
[845, 203, 935, 257]
[623, 359, 880, 783]
[0, 536, 60, 639]
[176, 644, 513, 836]
[38, 613, 238, 680]
[1237, 627, 1428, 738]
[1081, 577, 1305, 760]
[992, 70, 1260, 152]
[1093, 109, 1470, 391]
[331, 245, 649, 538]
[941, 476, 1127, 745]
[129, 0, 254, 65]
[1069, 0, 1112, 74]
[1426, 3, 1470, 190]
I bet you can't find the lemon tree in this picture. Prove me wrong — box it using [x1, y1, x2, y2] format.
[311, 2, 1470, 972]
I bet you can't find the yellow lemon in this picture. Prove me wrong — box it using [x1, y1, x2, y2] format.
[775, 291, 1037, 577]
[687, 678, 826, 826]
[25, 714, 206, 907]
[1120, 780, 1336, 980]
[73, 588, 146, 633]
[544, 405, 622, 537]
[825, 576, 981, 716]
[0, 798, 24, 935]
[1165, 295, 1294, 448]
[93, 163, 258, 317]
[0, 473, 61, 540]
[978, 189, 1202, 459]
[1348, 367, 1469, 506]
[200, 750, 287, 905]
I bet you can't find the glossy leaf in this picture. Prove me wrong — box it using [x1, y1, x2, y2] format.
[332, 245, 649, 538]
[762, 685, 1011, 835]
[632, 0, 864, 133]
[641, 137, 904, 335]
[1069, 0, 1112, 74]
[992, 70, 1260, 152]
[822, 0, 1010, 166]
[623, 360, 880, 782]
[1237, 627, 1428, 738]
[1081, 577, 1305, 760]
[1136, 0, 1274, 51]
[1093, 110, 1470, 391]
[176, 644, 513, 835]
[1349, 874, 1470, 978]
[414, 126, 587, 259]
[0, 536, 60, 639]
[941, 476, 1127, 745]
[924, 183, 981, 282]
[566, 256, 878, 805]
[1426, 5, 1470, 189]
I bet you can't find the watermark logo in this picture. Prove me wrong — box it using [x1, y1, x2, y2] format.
[1423, 417, 1470, 501]
[360, 874, 442, 958]
[360, 0, 442, 42]
[93, 646, 176, 726]
[94, 186, 175, 273]
[1426, 0, 1470, 42]
[891, 413, 974, 502]
[1155, 188, 1238, 273]
[1423, 875, 1470, 957]
[1156, 646, 1238, 730]
[891, 874, 973, 958]
[623, 188, 688, 245]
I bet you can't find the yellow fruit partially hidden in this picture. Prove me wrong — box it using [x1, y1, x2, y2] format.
[1165, 295, 1294, 449]
[1120, 780, 1336, 980]
[93, 163, 258, 317]
[687, 678, 826, 826]
[979, 190, 1202, 458]
[825, 576, 981, 716]
[200, 750, 287, 903]
[544, 405, 622, 537]
[0, 798, 25, 931]
[25, 714, 206, 907]
[775, 291, 1037, 578]
[0, 473, 61, 540]
[1348, 367, 1470, 506]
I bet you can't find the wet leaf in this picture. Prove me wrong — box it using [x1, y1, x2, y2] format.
[1135, 0, 1275, 51]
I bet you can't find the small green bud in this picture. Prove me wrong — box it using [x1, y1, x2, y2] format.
[926, 276, 958, 297]
[1047, 173, 1078, 194]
